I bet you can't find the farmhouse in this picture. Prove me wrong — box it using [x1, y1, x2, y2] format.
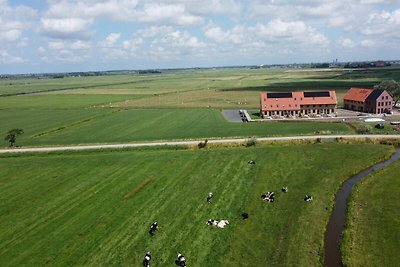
[260, 91, 337, 118]
[343, 88, 393, 114]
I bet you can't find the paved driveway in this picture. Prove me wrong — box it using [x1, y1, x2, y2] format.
[221, 109, 243, 122]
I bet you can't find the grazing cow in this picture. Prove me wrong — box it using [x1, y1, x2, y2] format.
[143, 252, 151, 267]
[241, 212, 249, 220]
[149, 222, 158, 236]
[176, 253, 186, 267]
[261, 192, 275, 202]
[207, 192, 213, 203]
[207, 219, 217, 226]
[207, 219, 229, 228]
[217, 220, 229, 228]
[248, 160, 256, 165]
[304, 195, 313, 201]
[282, 187, 288, 193]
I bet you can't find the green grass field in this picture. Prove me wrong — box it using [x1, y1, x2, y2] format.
[1, 108, 352, 147]
[342, 159, 400, 267]
[2, 67, 400, 148]
[0, 143, 393, 266]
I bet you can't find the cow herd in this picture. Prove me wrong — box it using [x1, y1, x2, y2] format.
[142, 159, 313, 266]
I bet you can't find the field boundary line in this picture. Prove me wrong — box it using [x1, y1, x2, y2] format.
[1, 134, 400, 154]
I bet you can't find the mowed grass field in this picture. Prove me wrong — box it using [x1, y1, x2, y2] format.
[1, 108, 351, 147]
[342, 159, 400, 267]
[2, 67, 400, 148]
[0, 143, 393, 266]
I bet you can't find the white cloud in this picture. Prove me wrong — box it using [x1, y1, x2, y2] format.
[48, 40, 65, 50]
[101, 33, 121, 47]
[0, 30, 22, 42]
[361, 9, 400, 36]
[360, 39, 377, 47]
[40, 17, 93, 39]
[0, 50, 24, 64]
[0, 1, 36, 47]
[71, 40, 91, 50]
[122, 38, 143, 50]
[338, 38, 357, 48]
[137, 3, 203, 25]
[137, 26, 174, 38]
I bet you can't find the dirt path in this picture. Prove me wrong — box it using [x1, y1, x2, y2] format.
[1, 135, 399, 154]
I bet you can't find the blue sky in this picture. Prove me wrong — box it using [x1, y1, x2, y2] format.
[1, 0, 400, 74]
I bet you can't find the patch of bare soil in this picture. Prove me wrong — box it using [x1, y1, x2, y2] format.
[124, 178, 153, 199]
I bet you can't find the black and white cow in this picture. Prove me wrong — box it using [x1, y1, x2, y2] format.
[143, 252, 151, 267]
[282, 187, 288, 193]
[176, 253, 187, 267]
[304, 195, 313, 201]
[148, 222, 158, 236]
[261, 192, 275, 202]
[207, 192, 213, 203]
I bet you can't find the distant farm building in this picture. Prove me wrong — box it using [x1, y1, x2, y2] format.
[343, 88, 393, 114]
[260, 91, 337, 118]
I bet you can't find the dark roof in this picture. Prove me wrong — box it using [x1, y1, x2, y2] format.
[267, 92, 292, 98]
[304, 91, 330, 98]
[366, 89, 384, 101]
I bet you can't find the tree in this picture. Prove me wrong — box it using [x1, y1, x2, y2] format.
[4, 128, 24, 147]
[374, 80, 400, 107]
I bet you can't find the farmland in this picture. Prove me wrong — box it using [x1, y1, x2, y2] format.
[342, 159, 400, 267]
[3, 67, 400, 148]
[0, 143, 393, 266]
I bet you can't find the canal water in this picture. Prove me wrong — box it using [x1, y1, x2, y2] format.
[324, 149, 400, 267]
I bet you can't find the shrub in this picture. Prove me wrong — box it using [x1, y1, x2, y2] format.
[356, 124, 373, 134]
[198, 139, 208, 149]
[245, 138, 257, 147]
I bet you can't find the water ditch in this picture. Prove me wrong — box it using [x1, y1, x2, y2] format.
[324, 148, 400, 267]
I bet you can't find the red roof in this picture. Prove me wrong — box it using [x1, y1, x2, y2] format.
[343, 88, 373, 102]
[260, 91, 337, 111]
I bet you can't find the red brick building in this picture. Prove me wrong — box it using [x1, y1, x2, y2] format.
[343, 88, 393, 114]
[260, 91, 337, 118]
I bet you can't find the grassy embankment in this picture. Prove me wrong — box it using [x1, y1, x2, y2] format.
[0, 143, 393, 266]
[342, 159, 400, 267]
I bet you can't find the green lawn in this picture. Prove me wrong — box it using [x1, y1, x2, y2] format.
[1, 108, 352, 147]
[0, 143, 393, 266]
[342, 159, 400, 267]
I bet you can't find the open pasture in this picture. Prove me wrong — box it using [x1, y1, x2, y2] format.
[0, 143, 393, 266]
[342, 158, 400, 267]
[1, 108, 351, 147]
[2, 67, 399, 148]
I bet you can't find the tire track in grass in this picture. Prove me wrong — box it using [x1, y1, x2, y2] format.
[54, 157, 161, 265]
[85, 151, 201, 266]
[3, 160, 136, 265]
[123, 150, 233, 266]
[188, 151, 258, 266]
[2, 154, 153, 265]
[30, 109, 120, 138]
[151, 151, 245, 266]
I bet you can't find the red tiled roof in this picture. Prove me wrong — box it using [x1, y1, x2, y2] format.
[260, 91, 337, 111]
[343, 88, 373, 102]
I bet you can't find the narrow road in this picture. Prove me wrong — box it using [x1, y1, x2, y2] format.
[1, 135, 399, 153]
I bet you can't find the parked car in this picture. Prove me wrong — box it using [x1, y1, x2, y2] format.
[375, 123, 384, 129]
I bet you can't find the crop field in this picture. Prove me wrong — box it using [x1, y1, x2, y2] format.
[0, 143, 393, 266]
[342, 159, 400, 267]
[1, 67, 399, 148]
